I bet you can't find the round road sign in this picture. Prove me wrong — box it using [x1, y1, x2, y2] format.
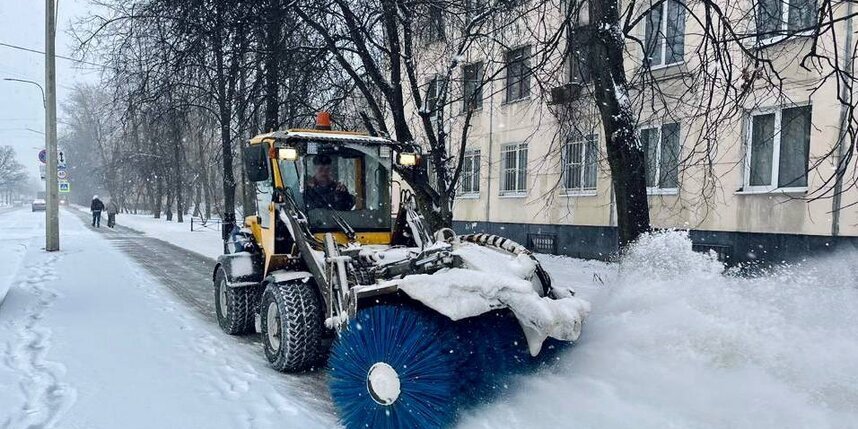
[38, 149, 47, 164]
[57, 170, 67, 179]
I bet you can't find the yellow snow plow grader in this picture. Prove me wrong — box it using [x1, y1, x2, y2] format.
[212, 113, 589, 429]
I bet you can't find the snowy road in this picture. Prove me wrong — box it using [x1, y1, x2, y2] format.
[0, 207, 337, 429]
[3, 206, 857, 429]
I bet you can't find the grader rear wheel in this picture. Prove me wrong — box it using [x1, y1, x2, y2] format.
[214, 267, 257, 335]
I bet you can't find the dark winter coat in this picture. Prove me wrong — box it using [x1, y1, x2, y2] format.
[304, 180, 355, 211]
[91, 198, 105, 212]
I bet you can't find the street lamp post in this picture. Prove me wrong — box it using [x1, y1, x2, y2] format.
[1, 75, 57, 251]
[2, 78, 46, 107]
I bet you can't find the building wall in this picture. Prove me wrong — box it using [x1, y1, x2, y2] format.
[414, 1, 858, 260]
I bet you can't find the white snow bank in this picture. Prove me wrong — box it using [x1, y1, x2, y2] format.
[114, 213, 224, 259]
[398, 244, 591, 355]
[0, 208, 38, 304]
[458, 230, 858, 429]
[0, 209, 336, 428]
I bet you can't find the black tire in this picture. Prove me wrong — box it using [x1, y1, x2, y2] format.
[260, 282, 326, 372]
[214, 267, 257, 335]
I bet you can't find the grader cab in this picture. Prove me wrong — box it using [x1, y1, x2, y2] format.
[211, 113, 589, 429]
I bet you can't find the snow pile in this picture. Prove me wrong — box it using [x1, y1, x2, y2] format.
[118, 213, 223, 259]
[398, 244, 591, 356]
[458, 230, 858, 429]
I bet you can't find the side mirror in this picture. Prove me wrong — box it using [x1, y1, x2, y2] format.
[243, 144, 269, 182]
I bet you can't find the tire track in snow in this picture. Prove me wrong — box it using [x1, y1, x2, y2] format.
[2, 255, 77, 429]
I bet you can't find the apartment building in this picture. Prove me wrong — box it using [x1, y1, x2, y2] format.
[411, 0, 858, 263]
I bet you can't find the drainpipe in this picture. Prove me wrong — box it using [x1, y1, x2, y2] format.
[832, 1, 854, 237]
[485, 74, 495, 226]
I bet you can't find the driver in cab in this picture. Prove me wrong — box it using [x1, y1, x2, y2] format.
[305, 154, 355, 211]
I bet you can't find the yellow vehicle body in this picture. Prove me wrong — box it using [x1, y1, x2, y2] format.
[244, 127, 396, 276]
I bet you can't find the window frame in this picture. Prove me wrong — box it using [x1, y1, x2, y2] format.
[425, 75, 444, 116]
[742, 104, 812, 194]
[640, 122, 681, 194]
[426, 3, 445, 43]
[458, 149, 481, 197]
[499, 142, 528, 196]
[755, 0, 818, 46]
[462, 62, 484, 112]
[561, 134, 599, 196]
[504, 46, 531, 103]
[568, 24, 594, 84]
[643, 0, 686, 69]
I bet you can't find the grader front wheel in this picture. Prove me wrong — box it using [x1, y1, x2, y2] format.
[260, 282, 327, 372]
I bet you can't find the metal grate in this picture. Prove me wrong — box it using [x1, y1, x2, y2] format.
[692, 243, 733, 262]
[527, 233, 558, 255]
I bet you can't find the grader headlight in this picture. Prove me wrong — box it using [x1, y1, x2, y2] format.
[397, 152, 418, 166]
[277, 147, 299, 161]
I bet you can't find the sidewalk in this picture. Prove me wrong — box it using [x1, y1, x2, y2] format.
[0, 208, 337, 428]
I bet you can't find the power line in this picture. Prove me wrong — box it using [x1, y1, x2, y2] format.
[0, 41, 105, 68]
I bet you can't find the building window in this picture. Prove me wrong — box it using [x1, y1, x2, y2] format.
[460, 149, 481, 195]
[643, 0, 685, 67]
[505, 46, 531, 102]
[462, 62, 484, 111]
[425, 76, 444, 114]
[746, 105, 812, 190]
[640, 123, 681, 191]
[426, 3, 445, 42]
[500, 143, 528, 194]
[757, 0, 817, 41]
[568, 25, 593, 84]
[562, 134, 598, 193]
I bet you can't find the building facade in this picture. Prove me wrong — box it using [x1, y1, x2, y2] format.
[413, 0, 858, 263]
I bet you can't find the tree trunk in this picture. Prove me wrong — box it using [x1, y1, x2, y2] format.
[589, 0, 651, 249]
[263, 0, 282, 132]
[154, 177, 163, 218]
[212, 4, 238, 244]
[172, 116, 184, 223]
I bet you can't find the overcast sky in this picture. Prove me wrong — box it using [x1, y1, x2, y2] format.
[0, 1, 99, 180]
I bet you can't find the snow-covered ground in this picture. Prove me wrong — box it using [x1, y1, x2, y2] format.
[105, 211, 223, 259]
[4, 207, 858, 428]
[460, 232, 858, 429]
[0, 208, 336, 428]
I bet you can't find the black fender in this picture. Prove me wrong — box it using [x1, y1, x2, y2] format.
[457, 233, 556, 297]
[213, 252, 264, 288]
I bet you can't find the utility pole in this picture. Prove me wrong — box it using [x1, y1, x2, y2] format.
[45, 0, 59, 251]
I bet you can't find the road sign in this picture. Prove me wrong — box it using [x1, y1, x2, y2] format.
[39, 164, 46, 179]
[57, 170, 67, 179]
[57, 150, 66, 168]
[58, 179, 70, 193]
[38, 149, 47, 164]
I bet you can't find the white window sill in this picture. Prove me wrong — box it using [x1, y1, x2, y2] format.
[501, 96, 531, 106]
[499, 192, 527, 198]
[755, 30, 814, 48]
[647, 188, 679, 196]
[646, 60, 684, 71]
[457, 193, 481, 200]
[561, 189, 597, 197]
[735, 187, 808, 195]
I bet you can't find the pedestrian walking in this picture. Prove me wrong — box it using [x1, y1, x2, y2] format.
[91, 195, 104, 228]
[107, 198, 119, 228]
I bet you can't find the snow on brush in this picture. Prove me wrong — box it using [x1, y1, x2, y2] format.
[458, 230, 858, 429]
[398, 244, 590, 356]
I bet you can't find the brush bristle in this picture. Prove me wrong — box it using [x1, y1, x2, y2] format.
[329, 305, 462, 429]
[328, 306, 570, 429]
